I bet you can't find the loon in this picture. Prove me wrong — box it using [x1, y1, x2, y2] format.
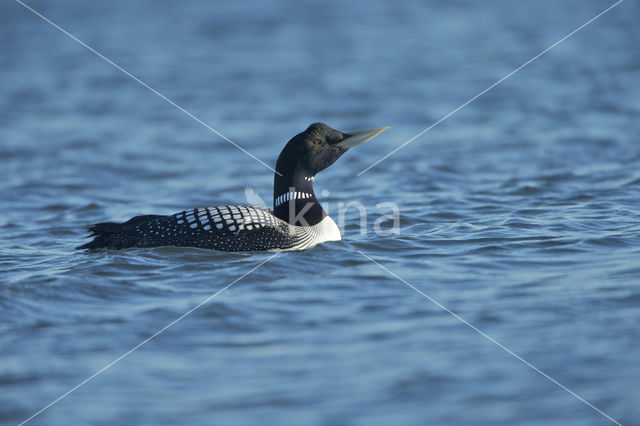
[78, 123, 388, 251]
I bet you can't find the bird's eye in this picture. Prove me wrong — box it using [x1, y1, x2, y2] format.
[313, 139, 321, 145]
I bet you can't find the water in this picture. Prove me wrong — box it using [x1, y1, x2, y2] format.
[2, 0, 639, 424]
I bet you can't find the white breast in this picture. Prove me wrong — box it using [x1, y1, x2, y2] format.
[311, 215, 341, 242]
[287, 215, 341, 251]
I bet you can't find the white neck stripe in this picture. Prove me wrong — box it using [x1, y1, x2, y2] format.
[275, 191, 313, 208]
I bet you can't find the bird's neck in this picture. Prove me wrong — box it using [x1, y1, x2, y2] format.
[273, 170, 325, 226]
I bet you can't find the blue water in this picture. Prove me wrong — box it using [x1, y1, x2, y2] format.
[2, 0, 640, 425]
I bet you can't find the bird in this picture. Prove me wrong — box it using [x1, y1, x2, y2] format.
[78, 122, 388, 251]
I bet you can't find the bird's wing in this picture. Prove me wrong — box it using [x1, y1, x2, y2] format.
[244, 186, 269, 210]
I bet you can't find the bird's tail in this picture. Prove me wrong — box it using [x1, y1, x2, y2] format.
[77, 215, 165, 249]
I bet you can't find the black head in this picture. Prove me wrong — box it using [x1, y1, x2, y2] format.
[275, 122, 389, 177]
[272, 123, 388, 225]
[275, 123, 348, 177]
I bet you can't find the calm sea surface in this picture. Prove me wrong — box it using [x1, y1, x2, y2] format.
[2, 0, 639, 425]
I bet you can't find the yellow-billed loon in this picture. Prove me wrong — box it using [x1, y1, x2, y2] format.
[78, 123, 388, 251]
